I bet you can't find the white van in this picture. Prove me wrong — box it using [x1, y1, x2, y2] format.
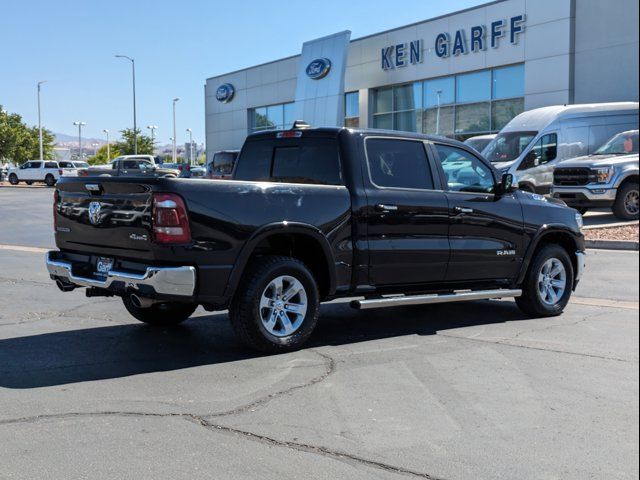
[482, 102, 639, 194]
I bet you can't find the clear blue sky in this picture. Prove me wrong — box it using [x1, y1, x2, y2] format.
[1, 0, 481, 145]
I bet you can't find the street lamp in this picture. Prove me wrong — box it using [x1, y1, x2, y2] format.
[115, 54, 137, 154]
[37, 80, 47, 160]
[73, 121, 86, 160]
[435, 89, 443, 136]
[103, 129, 110, 161]
[147, 125, 158, 149]
[172, 98, 180, 163]
[186, 128, 193, 165]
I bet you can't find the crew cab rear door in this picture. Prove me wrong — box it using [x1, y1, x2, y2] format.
[429, 142, 524, 282]
[362, 136, 449, 286]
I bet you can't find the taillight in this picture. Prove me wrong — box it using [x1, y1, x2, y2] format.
[152, 193, 191, 244]
[53, 190, 59, 232]
[58, 169, 63, 176]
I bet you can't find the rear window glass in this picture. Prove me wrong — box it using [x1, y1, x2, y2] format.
[234, 138, 342, 185]
[365, 138, 434, 190]
[45, 162, 58, 168]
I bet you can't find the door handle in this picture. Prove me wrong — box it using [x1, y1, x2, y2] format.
[454, 206, 474, 214]
[376, 204, 398, 212]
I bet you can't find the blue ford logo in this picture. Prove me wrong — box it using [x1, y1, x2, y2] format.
[215, 83, 235, 103]
[305, 58, 332, 80]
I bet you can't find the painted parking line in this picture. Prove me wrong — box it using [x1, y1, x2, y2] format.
[0, 244, 50, 254]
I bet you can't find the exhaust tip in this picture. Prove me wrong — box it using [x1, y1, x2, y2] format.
[130, 293, 155, 309]
[56, 278, 76, 292]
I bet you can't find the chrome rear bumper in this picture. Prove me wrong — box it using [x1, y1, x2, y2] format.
[46, 251, 196, 297]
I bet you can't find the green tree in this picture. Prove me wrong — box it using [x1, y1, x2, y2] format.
[89, 144, 122, 165]
[114, 128, 155, 155]
[0, 105, 55, 163]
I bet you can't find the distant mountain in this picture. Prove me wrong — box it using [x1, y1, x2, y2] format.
[54, 132, 104, 145]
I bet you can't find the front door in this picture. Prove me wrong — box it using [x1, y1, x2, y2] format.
[516, 132, 559, 194]
[430, 142, 524, 282]
[363, 137, 450, 286]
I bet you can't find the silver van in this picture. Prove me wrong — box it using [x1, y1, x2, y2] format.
[482, 102, 639, 194]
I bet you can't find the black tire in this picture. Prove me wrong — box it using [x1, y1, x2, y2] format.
[122, 296, 197, 326]
[8, 173, 19, 185]
[519, 184, 535, 193]
[25, 181, 33, 185]
[45, 174, 56, 187]
[229, 255, 320, 353]
[516, 244, 574, 317]
[576, 207, 589, 215]
[612, 182, 639, 221]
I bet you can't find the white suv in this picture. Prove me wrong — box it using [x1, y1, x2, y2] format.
[7, 160, 62, 187]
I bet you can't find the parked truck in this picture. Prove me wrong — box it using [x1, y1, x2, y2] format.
[46, 125, 586, 352]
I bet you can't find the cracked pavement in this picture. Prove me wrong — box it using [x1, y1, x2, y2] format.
[0, 188, 638, 479]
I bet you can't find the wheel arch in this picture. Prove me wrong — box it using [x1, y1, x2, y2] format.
[517, 226, 581, 287]
[224, 222, 337, 300]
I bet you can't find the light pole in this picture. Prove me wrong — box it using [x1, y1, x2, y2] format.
[186, 128, 193, 165]
[115, 55, 137, 154]
[103, 129, 110, 161]
[73, 121, 86, 160]
[172, 98, 180, 163]
[37, 80, 47, 160]
[147, 125, 157, 150]
[435, 89, 442, 136]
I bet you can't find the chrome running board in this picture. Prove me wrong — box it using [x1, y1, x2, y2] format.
[351, 289, 522, 310]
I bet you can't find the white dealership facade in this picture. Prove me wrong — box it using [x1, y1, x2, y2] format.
[204, 0, 639, 157]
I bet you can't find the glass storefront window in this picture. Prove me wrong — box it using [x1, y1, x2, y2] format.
[424, 77, 455, 108]
[266, 105, 283, 129]
[456, 70, 491, 104]
[492, 98, 525, 131]
[284, 103, 295, 129]
[423, 106, 455, 137]
[372, 113, 393, 130]
[394, 83, 422, 111]
[374, 87, 393, 113]
[492, 64, 524, 100]
[250, 103, 295, 133]
[455, 102, 491, 134]
[394, 110, 420, 132]
[345, 92, 360, 128]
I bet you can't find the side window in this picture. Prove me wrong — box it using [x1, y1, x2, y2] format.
[365, 138, 434, 190]
[31, 161, 43, 169]
[434, 144, 495, 194]
[123, 160, 139, 169]
[59, 162, 72, 168]
[45, 162, 58, 168]
[532, 133, 558, 165]
[21, 162, 31, 169]
[271, 139, 342, 185]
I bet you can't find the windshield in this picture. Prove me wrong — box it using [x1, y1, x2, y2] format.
[482, 131, 537, 163]
[73, 162, 90, 168]
[594, 131, 639, 155]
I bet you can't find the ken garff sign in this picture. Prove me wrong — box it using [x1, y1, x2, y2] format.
[306, 58, 332, 80]
[215, 83, 235, 103]
[382, 14, 526, 70]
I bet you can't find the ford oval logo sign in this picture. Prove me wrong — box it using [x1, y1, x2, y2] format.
[306, 58, 332, 80]
[215, 83, 235, 103]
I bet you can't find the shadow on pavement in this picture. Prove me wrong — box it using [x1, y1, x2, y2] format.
[0, 300, 528, 389]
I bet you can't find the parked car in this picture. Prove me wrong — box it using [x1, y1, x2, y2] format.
[159, 162, 201, 178]
[206, 150, 239, 179]
[58, 160, 90, 177]
[47, 125, 585, 352]
[464, 134, 496, 154]
[81, 156, 179, 178]
[552, 130, 639, 219]
[482, 102, 639, 194]
[7, 160, 61, 186]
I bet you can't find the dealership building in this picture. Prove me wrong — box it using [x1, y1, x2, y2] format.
[204, 0, 639, 157]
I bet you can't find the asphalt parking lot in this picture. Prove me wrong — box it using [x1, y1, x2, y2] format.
[0, 187, 638, 480]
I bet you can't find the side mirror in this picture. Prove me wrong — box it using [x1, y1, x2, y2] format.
[497, 173, 517, 195]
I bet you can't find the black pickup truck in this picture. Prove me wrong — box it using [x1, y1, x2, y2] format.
[47, 126, 586, 352]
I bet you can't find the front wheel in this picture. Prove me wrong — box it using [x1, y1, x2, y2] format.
[122, 296, 197, 326]
[229, 256, 320, 353]
[612, 182, 639, 220]
[8, 173, 19, 185]
[516, 244, 574, 317]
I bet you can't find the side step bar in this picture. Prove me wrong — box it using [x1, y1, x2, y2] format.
[351, 289, 522, 310]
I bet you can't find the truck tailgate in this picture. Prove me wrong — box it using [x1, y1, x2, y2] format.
[55, 177, 157, 260]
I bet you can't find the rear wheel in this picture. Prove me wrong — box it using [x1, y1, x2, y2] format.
[25, 181, 33, 185]
[516, 244, 574, 317]
[122, 296, 197, 326]
[612, 182, 639, 220]
[8, 173, 19, 185]
[229, 256, 320, 353]
[45, 174, 56, 187]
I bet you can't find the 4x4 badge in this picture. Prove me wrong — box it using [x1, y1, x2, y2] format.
[88, 202, 102, 225]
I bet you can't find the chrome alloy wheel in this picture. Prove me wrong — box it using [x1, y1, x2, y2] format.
[624, 189, 639, 216]
[259, 275, 308, 337]
[537, 258, 567, 306]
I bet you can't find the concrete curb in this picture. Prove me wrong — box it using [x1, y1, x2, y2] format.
[585, 239, 639, 251]
[583, 221, 639, 230]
